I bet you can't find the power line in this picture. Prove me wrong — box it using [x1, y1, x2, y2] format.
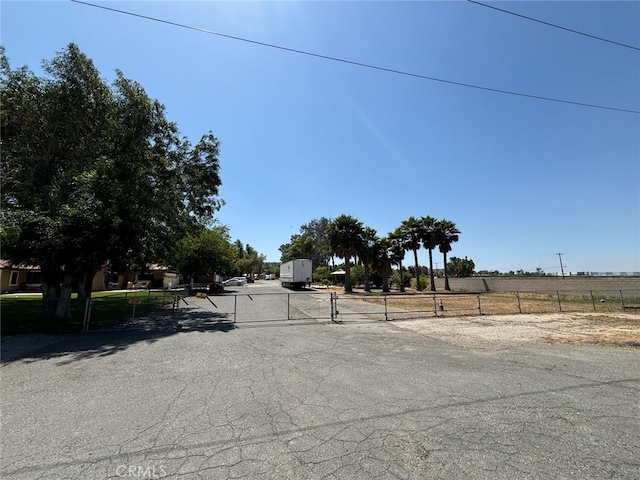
[467, 0, 640, 52]
[70, 0, 640, 114]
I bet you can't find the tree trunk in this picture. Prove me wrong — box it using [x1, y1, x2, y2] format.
[55, 272, 73, 319]
[75, 272, 87, 298]
[363, 263, 371, 292]
[40, 268, 60, 318]
[344, 258, 352, 293]
[443, 251, 451, 291]
[40, 281, 60, 318]
[428, 248, 436, 291]
[78, 269, 97, 298]
[413, 248, 422, 291]
[399, 260, 405, 293]
[382, 264, 390, 293]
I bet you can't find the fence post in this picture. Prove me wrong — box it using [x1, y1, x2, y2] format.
[123, 290, 129, 319]
[172, 291, 177, 320]
[557, 291, 562, 312]
[384, 295, 388, 322]
[590, 290, 596, 311]
[432, 294, 438, 317]
[516, 292, 522, 314]
[330, 292, 339, 323]
[330, 292, 334, 322]
[620, 290, 625, 310]
[477, 293, 482, 315]
[82, 297, 92, 332]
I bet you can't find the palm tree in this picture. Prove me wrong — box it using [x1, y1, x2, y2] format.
[280, 234, 316, 263]
[373, 236, 393, 293]
[436, 219, 460, 291]
[388, 228, 406, 292]
[327, 214, 364, 293]
[399, 216, 425, 291]
[421, 216, 438, 292]
[359, 227, 378, 292]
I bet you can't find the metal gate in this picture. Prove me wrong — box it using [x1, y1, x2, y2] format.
[172, 291, 334, 328]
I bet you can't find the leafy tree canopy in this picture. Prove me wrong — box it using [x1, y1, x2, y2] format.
[447, 256, 475, 278]
[174, 227, 236, 282]
[279, 234, 316, 264]
[0, 44, 223, 315]
[234, 242, 266, 276]
[327, 214, 364, 293]
[279, 217, 333, 268]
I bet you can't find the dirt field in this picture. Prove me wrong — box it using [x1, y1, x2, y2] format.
[326, 288, 640, 349]
[385, 312, 640, 349]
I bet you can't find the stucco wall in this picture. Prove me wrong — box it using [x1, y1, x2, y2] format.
[433, 276, 640, 293]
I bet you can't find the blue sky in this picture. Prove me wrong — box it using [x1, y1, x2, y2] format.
[2, 1, 639, 273]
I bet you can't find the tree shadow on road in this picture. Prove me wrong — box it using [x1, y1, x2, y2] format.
[0, 309, 235, 365]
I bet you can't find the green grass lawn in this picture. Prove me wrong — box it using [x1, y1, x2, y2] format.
[0, 290, 177, 335]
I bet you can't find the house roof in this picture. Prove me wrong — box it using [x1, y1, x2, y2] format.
[0, 259, 40, 270]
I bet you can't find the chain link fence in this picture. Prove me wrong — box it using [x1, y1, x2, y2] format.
[2, 288, 638, 334]
[334, 289, 640, 321]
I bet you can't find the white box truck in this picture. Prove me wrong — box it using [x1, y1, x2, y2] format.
[280, 259, 312, 289]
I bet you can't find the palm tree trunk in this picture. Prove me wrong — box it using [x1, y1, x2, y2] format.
[344, 258, 352, 293]
[382, 270, 390, 293]
[413, 248, 422, 291]
[364, 263, 371, 292]
[443, 251, 451, 291]
[399, 260, 405, 292]
[428, 248, 436, 291]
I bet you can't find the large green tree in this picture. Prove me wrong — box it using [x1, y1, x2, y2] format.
[235, 243, 266, 276]
[0, 44, 223, 317]
[447, 256, 475, 279]
[300, 217, 332, 268]
[279, 234, 316, 264]
[280, 217, 333, 268]
[327, 214, 363, 293]
[175, 227, 235, 283]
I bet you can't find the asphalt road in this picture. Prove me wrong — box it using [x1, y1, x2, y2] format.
[1, 283, 639, 479]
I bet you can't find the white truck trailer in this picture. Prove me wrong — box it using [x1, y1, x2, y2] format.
[280, 259, 312, 289]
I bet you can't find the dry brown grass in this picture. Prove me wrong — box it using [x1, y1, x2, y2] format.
[328, 289, 640, 348]
[334, 290, 634, 316]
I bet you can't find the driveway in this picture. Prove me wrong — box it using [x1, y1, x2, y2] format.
[1, 307, 638, 479]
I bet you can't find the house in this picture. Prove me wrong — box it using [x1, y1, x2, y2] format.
[0, 260, 113, 293]
[0, 260, 41, 293]
[0, 260, 179, 293]
[125, 264, 179, 290]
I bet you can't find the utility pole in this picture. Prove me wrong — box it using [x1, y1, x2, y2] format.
[556, 253, 565, 279]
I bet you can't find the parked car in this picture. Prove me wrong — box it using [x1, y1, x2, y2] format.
[222, 277, 246, 286]
[244, 275, 254, 283]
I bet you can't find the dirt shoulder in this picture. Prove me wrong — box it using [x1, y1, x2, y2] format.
[385, 312, 640, 349]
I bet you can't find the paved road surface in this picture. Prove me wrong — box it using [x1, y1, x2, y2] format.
[2, 284, 638, 479]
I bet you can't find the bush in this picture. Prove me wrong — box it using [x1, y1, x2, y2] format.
[409, 275, 429, 291]
[313, 266, 331, 284]
[390, 270, 411, 290]
[350, 265, 364, 286]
